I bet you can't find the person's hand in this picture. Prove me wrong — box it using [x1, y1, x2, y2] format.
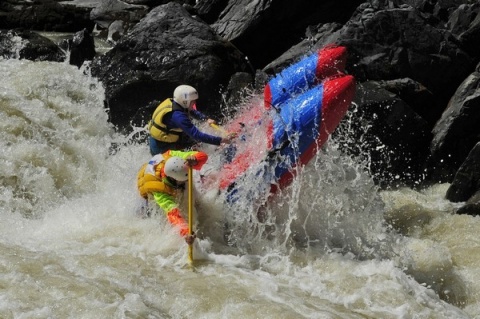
[185, 232, 196, 245]
[207, 118, 217, 125]
[185, 155, 198, 167]
[221, 132, 237, 144]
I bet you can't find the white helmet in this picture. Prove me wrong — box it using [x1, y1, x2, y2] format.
[173, 85, 199, 109]
[164, 157, 189, 182]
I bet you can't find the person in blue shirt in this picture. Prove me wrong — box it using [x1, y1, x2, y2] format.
[147, 85, 236, 155]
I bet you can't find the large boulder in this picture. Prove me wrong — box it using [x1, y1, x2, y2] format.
[340, 4, 474, 107]
[194, 0, 229, 24]
[430, 62, 480, 181]
[0, 0, 94, 32]
[447, 141, 480, 207]
[346, 80, 432, 188]
[452, 2, 480, 57]
[0, 29, 65, 62]
[91, 2, 251, 132]
[210, 0, 364, 69]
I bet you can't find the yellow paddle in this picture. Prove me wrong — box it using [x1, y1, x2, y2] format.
[210, 123, 228, 136]
[187, 166, 194, 265]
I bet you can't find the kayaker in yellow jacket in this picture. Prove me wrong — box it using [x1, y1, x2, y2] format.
[137, 149, 208, 244]
[148, 85, 236, 155]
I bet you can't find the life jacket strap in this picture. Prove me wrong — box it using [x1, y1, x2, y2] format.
[150, 120, 182, 136]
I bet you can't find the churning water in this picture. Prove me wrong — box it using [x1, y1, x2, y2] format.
[1, 57, 478, 318]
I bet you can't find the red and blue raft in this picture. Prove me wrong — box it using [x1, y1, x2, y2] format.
[209, 45, 356, 195]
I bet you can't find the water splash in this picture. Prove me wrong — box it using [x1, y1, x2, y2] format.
[0, 59, 114, 217]
[191, 94, 394, 261]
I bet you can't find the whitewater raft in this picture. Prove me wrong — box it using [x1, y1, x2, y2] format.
[207, 45, 356, 197]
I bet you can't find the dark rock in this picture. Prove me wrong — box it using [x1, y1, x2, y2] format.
[381, 78, 441, 129]
[455, 189, 480, 216]
[107, 20, 125, 44]
[456, 190, 480, 216]
[0, 0, 94, 32]
[447, 142, 480, 202]
[59, 29, 96, 68]
[263, 23, 345, 75]
[91, 2, 251, 132]
[340, 4, 474, 108]
[346, 81, 432, 188]
[456, 202, 480, 216]
[211, 0, 364, 69]
[0, 29, 65, 62]
[457, 3, 480, 57]
[224, 72, 255, 113]
[194, 0, 229, 24]
[447, 3, 479, 35]
[430, 63, 480, 182]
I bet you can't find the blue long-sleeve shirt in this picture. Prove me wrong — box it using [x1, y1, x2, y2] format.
[164, 109, 222, 146]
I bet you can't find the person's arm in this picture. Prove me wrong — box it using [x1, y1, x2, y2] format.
[171, 111, 222, 145]
[190, 104, 217, 124]
[190, 109, 208, 121]
[152, 192, 189, 237]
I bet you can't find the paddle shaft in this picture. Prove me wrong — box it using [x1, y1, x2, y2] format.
[210, 123, 228, 136]
[187, 166, 193, 264]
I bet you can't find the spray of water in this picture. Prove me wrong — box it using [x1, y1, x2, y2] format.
[183, 89, 395, 262]
[0, 58, 114, 218]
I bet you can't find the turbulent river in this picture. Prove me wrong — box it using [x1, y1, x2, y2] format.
[1, 57, 479, 318]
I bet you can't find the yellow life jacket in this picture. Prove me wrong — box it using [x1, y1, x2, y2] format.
[137, 156, 177, 199]
[148, 99, 184, 143]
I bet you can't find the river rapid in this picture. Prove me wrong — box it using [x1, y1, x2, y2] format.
[1, 57, 479, 319]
